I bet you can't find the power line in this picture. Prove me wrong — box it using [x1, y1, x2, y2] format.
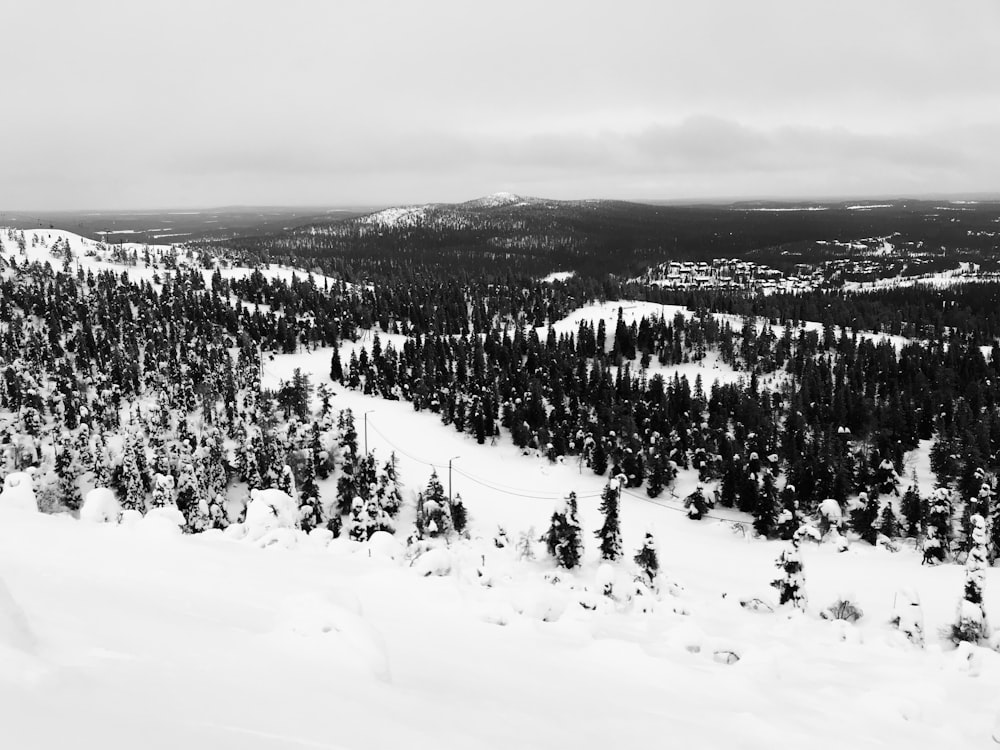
[366, 417, 601, 501]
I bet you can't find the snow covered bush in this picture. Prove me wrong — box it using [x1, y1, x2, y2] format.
[771, 541, 806, 610]
[820, 597, 864, 623]
[890, 589, 925, 647]
[684, 485, 710, 520]
[633, 529, 659, 592]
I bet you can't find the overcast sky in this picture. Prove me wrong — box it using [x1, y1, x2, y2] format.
[3, 0, 999, 209]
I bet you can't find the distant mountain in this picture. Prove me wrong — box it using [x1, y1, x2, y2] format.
[213, 195, 1000, 279]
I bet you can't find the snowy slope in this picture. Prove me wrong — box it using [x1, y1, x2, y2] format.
[4, 372, 1000, 748]
[0, 227, 342, 290]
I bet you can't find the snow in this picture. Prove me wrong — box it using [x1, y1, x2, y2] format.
[357, 205, 429, 228]
[4, 386, 1000, 748]
[80, 487, 120, 523]
[0, 471, 37, 513]
[540, 270, 575, 284]
[0, 227, 344, 293]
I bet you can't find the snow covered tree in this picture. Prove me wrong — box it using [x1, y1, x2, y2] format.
[951, 513, 990, 644]
[771, 540, 806, 610]
[149, 472, 175, 509]
[298, 454, 322, 533]
[595, 482, 622, 561]
[633, 529, 659, 591]
[450, 492, 468, 535]
[54, 438, 82, 512]
[176, 445, 208, 532]
[119, 432, 146, 515]
[850, 491, 881, 545]
[277, 463, 296, 498]
[348, 496, 372, 542]
[92, 429, 110, 488]
[752, 472, 780, 538]
[545, 492, 583, 569]
[684, 485, 710, 520]
[377, 453, 403, 518]
[415, 471, 451, 539]
[900, 480, 924, 538]
[923, 486, 953, 565]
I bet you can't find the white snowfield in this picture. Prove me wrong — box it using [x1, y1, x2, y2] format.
[3, 381, 1000, 748]
[0, 227, 342, 290]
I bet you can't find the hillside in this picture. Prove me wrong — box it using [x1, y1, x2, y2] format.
[3, 226, 1000, 748]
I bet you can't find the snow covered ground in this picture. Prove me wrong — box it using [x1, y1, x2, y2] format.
[4, 375, 1000, 748]
[4, 232, 1000, 747]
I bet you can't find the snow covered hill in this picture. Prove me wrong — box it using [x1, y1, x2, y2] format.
[3, 378, 1000, 748]
[4, 227, 1000, 748]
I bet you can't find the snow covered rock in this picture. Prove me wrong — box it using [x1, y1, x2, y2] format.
[0, 471, 37, 513]
[79, 487, 119, 524]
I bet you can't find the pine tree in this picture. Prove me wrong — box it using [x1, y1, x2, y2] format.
[415, 471, 451, 539]
[595, 482, 622, 561]
[951, 513, 990, 644]
[771, 540, 806, 609]
[119, 432, 146, 515]
[850, 491, 881, 545]
[451, 492, 468, 535]
[923, 486, 953, 565]
[684, 485, 710, 520]
[377, 453, 403, 517]
[149, 472, 175, 509]
[633, 530, 659, 591]
[298, 455, 322, 532]
[92, 429, 110, 487]
[752, 472, 780, 538]
[900, 480, 924, 538]
[176, 445, 208, 532]
[348, 496, 372, 542]
[277, 463, 297, 497]
[54, 439, 82, 512]
[544, 492, 583, 569]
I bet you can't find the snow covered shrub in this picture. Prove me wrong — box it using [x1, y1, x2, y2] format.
[771, 542, 806, 610]
[633, 529, 659, 591]
[684, 485, 710, 520]
[516, 528, 536, 561]
[950, 513, 990, 645]
[890, 589, 925, 647]
[820, 598, 864, 623]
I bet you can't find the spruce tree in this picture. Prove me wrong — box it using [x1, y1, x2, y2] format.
[595, 482, 622, 561]
[900, 480, 924, 538]
[923, 486, 953, 565]
[951, 513, 990, 644]
[119, 432, 146, 515]
[298, 455, 322, 532]
[545, 492, 583, 569]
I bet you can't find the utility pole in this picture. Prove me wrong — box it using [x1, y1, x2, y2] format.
[364, 410, 375, 455]
[449, 455, 460, 504]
